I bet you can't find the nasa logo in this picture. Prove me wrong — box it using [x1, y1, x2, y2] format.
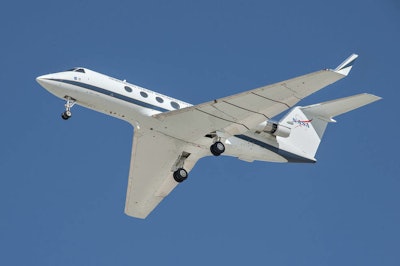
[292, 116, 312, 128]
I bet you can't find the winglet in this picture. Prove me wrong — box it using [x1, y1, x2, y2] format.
[334, 53, 358, 76]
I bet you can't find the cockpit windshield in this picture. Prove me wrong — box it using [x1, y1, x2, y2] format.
[66, 68, 86, 73]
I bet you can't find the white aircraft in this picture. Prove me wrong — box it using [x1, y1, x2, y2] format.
[36, 54, 380, 219]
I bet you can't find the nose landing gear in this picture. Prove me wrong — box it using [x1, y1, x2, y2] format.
[61, 111, 72, 120]
[61, 97, 76, 120]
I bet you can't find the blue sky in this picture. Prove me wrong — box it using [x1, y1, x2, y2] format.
[1, 0, 399, 265]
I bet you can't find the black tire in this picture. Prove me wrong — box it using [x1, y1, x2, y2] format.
[173, 168, 188, 183]
[210, 141, 225, 156]
[61, 112, 69, 120]
[61, 111, 72, 120]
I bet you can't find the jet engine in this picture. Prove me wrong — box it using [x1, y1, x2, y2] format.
[255, 120, 291, 138]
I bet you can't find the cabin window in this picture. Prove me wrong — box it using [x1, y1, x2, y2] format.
[140, 91, 148, 98]
[171, 101, 180, 109]
[124, 86, 132, 93]
[156, 97, 164, 103]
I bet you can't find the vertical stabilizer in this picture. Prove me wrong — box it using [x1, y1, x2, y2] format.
[278, 107, 324, 159]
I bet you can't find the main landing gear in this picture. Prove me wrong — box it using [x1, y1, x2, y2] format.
[61, 97, 76, 120]
[210, 141, 225, 156]
[172, 152, 190, 183]
[173, 168, 188, 183]
[173, 141, 225, 183]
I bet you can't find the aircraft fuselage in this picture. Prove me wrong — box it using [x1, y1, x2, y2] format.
[37, 67, 306, 163]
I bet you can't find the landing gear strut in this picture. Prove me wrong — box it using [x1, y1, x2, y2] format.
[210, 141, 225, 156]
[61, 97, 76, 120]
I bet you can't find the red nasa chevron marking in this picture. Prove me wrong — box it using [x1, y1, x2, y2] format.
[292, 118, 313, 128]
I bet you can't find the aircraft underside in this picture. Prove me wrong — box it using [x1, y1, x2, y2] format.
[36, 55, 381, 218]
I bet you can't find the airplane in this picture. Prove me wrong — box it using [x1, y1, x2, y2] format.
[36, 54, 381, 219]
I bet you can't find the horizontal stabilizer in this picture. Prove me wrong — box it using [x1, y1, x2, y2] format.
[334, 54, 358, 76]
[278, 93, 381, 159]
[300, 93, 381, 122]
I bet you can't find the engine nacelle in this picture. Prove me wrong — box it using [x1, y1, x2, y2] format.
[255, 120, 291, 138]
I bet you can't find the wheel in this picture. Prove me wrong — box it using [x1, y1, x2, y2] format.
[210, 141, 225, 156]
[61, 111, 72, 120]
[173, 168, 188, 183]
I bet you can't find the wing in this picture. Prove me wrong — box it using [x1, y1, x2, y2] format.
[124, 128, 205, 219]
[154, 55, 358, 142]
[124, 55, 358, 219]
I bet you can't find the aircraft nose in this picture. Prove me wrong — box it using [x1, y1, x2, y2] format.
[36, 74, 53, 87]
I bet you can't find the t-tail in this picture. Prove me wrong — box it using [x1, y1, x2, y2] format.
[277, 93, 381, 161]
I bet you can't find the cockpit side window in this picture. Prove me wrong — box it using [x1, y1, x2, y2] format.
[75, 68, 85, 73]
[66, 68, 86, 73]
